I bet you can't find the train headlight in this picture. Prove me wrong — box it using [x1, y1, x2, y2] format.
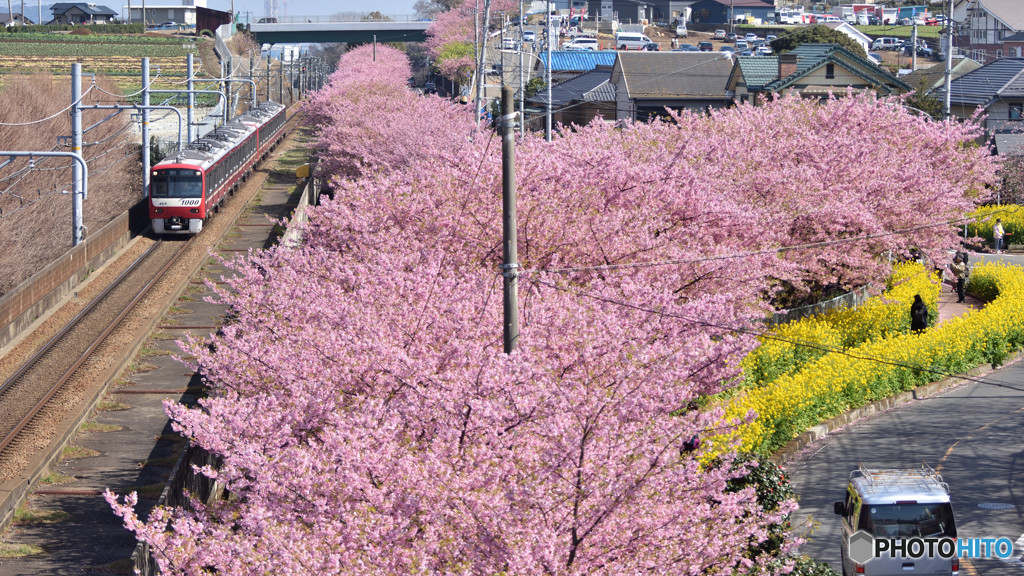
[154, 208, 164, 214]
[190, 209, 200, 214]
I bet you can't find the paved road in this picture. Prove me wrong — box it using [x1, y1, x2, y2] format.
[789, 251, 1024, 575]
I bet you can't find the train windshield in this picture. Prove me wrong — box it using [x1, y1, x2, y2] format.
[151, 168, 203, 198]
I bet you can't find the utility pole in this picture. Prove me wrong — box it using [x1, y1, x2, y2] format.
[500, 86, 519, 354]
[519, 0, 525, 138]
[545, 0, 552, 141]
[911, 22, 918, 71]
[730, 0, 735, 36]
[475, 0, 492, 129]
[943, 0, 953, 119]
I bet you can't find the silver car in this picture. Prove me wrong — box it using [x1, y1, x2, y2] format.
[835, 465, 958, 576]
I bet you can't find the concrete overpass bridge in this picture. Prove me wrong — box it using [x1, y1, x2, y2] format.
[249, 19, 431, 45]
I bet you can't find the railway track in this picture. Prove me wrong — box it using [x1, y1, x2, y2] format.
[0, 238, 193, 477]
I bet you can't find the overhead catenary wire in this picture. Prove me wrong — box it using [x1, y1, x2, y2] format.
[0, 84, 96, 126]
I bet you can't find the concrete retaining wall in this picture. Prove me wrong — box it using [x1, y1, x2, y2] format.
[0, 211, 135, 352]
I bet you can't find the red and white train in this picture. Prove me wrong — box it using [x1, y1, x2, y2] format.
[149, 101, 287, 234]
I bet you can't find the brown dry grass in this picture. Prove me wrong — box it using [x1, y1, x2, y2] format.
[0, 71, 142, 297]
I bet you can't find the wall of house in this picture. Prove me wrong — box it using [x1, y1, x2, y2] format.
[614, 74, 632, 120]
[795, 64, 869, 90]
[962, 3, 1019, 64]
[986, 100, 1024, 134]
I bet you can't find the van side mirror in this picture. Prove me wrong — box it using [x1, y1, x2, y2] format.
[834, 501, 845, 516]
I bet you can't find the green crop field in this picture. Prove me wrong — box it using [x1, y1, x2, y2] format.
[0, 32, 203, 77]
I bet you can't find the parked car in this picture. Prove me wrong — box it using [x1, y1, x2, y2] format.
[719, 45, 735, 53]
[614, 32, 653, 50]
[522, 29, 536, 42]
[745, 33, 758, 42]
[739, 50, 754, 56]
[714, 29, 726, 39]
[675, 23, 688, 37]
[641, 42, 661, 51]
[734, 39, 749, 50]
[726, 32, 737, 42]
[871, 37, 901, 51]
[563, 37, 600, 51]
[756, 45, 772, 56]
[697, 41, 713, 52]
[900, 40, 934, 58]
[501, 37, 519, 50]
[765, 34, 777, 42]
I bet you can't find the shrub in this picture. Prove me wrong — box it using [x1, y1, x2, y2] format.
[717, 261, 1024, 456]
[741, 262, 939, 389]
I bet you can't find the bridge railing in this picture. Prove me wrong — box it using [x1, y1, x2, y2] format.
[258, 13, 430, 24]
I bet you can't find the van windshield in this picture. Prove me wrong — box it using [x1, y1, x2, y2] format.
[860, 503, 956, 539]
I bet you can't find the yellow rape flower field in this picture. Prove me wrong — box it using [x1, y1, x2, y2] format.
[716, 261, 1024, 457]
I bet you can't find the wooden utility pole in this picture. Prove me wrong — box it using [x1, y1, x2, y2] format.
[500, 86, 519, 353]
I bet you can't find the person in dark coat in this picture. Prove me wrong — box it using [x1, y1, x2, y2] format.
[950, 255, 968, 303]
[910, 294, 929, 333]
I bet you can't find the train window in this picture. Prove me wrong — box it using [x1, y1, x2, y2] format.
[151, 168, 203, 197]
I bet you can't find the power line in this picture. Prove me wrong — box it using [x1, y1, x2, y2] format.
[519, 207, 1021, 276]
[527, 275, 1020, 393]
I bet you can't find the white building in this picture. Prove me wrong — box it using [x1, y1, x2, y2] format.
[124, 0, 206, 26]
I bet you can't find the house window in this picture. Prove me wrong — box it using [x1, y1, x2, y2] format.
[825, 63, 835, 79]
[997, 49, 1003, 58]
[1011, 104, 1023, 120]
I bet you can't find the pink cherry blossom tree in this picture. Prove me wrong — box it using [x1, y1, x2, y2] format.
[109, 42, 998, 576]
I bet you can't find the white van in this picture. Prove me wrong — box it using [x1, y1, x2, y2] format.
[835, 465, 958, 576]
[871, 37, 901, 51]
[615, 32, 653, 50]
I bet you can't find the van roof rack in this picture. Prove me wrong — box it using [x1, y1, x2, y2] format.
[851, 462, 949, 494]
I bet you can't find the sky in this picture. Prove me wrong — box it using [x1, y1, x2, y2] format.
[211, 0, 422, 21]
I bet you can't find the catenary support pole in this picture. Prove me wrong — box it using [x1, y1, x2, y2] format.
[72, 63, 84, 245]
[142, 57, 150, 200]
[249, 49, 256, 108]
[223, 56, 232, 123]
[501, 86, 519, 353]
[187, 53, 195, 142]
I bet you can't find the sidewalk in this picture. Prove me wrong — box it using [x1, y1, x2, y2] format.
[935, 279, 982, 324]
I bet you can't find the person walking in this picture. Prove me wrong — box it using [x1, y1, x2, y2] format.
[910, 294, 929, 333]
[993, 218, 1007, 253]
[950, 254, 968, 303]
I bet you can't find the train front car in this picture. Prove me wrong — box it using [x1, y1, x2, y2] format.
[150, 153, 211, 234]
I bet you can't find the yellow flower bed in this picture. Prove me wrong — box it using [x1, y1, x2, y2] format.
[965, 205, 1024, 242]
[718, 261, 1024, 456]
[741, 262, 939, 389]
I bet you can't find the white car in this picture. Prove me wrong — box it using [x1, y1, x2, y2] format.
[523, 30, 536, 42]
[563, 37, 600, 51]
[745, 33, 758, 42]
